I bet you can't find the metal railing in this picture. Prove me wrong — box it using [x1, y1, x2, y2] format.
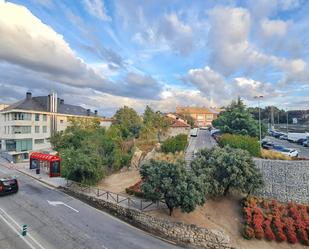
[65, 180, 166, 211]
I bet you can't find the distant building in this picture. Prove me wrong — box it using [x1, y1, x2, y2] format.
[164, 113, 191, 138]
[0, 104, 8, 111]
[0, 92, 104, 162]
[176, 106, 221, 127]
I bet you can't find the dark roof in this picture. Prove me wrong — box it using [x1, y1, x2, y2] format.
[2, 96, 96, 117]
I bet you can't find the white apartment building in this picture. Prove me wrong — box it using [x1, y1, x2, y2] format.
[0, 92, 104, 162]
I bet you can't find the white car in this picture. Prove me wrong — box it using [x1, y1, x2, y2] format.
[273, 145, 298, 157]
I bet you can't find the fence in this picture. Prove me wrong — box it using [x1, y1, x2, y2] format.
[65, 180, 167, 211]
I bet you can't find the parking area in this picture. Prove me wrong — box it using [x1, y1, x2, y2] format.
[265, 136, 309, 158]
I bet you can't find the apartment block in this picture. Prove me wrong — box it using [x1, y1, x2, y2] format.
[0, 92, 101, 162]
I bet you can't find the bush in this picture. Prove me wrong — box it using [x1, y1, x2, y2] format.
[161, 134, 188, 154]
[219, 134, 261, 157]
[125, 180, 144, 198]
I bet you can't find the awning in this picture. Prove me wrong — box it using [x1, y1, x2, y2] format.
[30, 152, 61, 162]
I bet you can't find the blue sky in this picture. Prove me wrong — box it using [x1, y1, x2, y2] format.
[0, 0, 308, 116]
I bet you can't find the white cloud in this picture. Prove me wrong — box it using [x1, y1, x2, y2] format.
[260, 19, 288, 37]
[82, 0, 111, 21]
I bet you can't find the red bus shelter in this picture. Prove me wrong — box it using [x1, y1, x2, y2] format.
[30, 152, 61, 177]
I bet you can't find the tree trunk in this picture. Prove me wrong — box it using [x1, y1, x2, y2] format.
[169, 207, 173, 216]
[223, 184, 230, 196]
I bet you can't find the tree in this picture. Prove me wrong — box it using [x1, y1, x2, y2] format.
[178, 113, 195, 128]
[212, 98, 266, 138]
[140, 160, 206, 215]
[114, 106, 142, 138]
[191, 146, 264, 197]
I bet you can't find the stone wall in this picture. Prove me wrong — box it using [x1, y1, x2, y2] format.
[254, 158, 309, 203]
[63, 187, 238, 249]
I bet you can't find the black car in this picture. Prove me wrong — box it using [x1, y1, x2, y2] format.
[296, 138, 308, 145]
[0, 175, 18, 196]
[262, 141, 274, 150]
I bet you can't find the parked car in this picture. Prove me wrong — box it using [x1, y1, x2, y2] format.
[272, 132, 284, 138]
[279, 134, 288, 140]
[0, 175, 18, 196]
[272, 145, 299, 157]
[287, 133, 308, 143]
[190, 128, 198, 137]
[262, 141, 274, 150]
[303, 140, 309, 147]
[296, 138, 308, 145]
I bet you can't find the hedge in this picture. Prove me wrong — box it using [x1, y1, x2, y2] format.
[161, 134, 188, 154]
[218, 133, 261, 157]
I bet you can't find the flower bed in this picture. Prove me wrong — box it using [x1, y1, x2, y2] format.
[242, 196, 309, 246]
[125, 180, 144, 198]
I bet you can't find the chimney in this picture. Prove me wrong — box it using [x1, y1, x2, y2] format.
[60, 99, 64, 104]
[87, 109, 90, 116]
[26, 92, 32, 100]
[94, 110, 98, 116]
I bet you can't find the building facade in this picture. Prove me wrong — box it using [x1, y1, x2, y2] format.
[176, 106, 221, 127]
[0, 92, 102, 162]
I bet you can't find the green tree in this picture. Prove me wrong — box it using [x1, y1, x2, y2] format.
[114, 106, 142, 138]
[140, 160, 206, 216]
[191, 146, 264, 197]
[161, 134, 188, 154]
[212, 98, 266, 138]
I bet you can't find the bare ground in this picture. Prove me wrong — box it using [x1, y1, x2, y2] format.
[148, 196, 306, 249]
[97, 169, 141, 194]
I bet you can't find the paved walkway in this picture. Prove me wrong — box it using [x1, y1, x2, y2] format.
[0, 161, 66, 188]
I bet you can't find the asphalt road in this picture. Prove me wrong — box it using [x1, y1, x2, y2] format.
[185, 129, 216, 168]
[0, 165, 182, 249]
[265, 136, 309, 158]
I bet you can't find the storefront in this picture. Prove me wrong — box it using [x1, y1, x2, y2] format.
[30, 152, 61, 177]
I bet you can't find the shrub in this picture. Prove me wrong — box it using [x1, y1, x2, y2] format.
[284, 218, 298, 244]
[261, 149, 291, 160]
[253, 208, 264, 239]
[218, 134, 260, 157]
[161, 134, 188, 154]
[125, 180, 144, 198]
[264, 218, 276, 241]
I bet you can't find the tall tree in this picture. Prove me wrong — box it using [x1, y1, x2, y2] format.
[191, 146, 264, 197]
[114, 106, 142, 138]
[212, 98, 266, 138]
[140, 160, 206, 215]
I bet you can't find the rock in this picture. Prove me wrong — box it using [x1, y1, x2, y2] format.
[129, 147, 145, 169]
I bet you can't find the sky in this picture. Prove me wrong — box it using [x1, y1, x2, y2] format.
[0, 0, 308, 116]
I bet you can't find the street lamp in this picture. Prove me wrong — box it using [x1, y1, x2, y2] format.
[254, 95, 264, 148]
[286, 109, 289, 134]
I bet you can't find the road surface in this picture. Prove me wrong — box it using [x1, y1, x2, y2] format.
[185, 129, 216, 168]
[0, 165, 182, 249]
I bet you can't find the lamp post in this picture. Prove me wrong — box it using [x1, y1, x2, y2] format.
[286, 109, 289, 134]
[254, 95, 264, 148]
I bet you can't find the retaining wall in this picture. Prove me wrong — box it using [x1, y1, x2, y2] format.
[254, 158, 309, 203]
[62, 187, 238, 249]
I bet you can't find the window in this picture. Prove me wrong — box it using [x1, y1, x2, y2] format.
[6, 140, 16, 152]
[43, 114, 47, 121]
[35, 126, 40, 133]
[34, 139, 44, 144]
[12, 126, 31, 134]
[13, 112, 31, 120]
[206, 114, 213, 121]
[60, 119, 64, 124]
[16, 139, 32, 152]
[35, 113, 40, 121]
[43, 126, 47, 133]
[197, 114, 204, 121]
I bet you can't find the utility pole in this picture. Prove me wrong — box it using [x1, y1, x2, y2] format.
[254, 96, 264, 148]
[286, 110, 289, 134]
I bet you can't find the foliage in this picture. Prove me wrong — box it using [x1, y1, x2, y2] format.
[161, 134, 188, 154]
[60, 147, 105, 185]
[212, 98, 266, 138]
[151, 151, 185, 164]
[261, 149, 291, 160]
[242, 196, 309, 246]
[114, 106, 142, 138]
[191, 146, 264, 196]
[140, 160, 206, 215]
[218, 133, 261, 157]
[50, 118, 133, 184]
[125, 180, 144, 198]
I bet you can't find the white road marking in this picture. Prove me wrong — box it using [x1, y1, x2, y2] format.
[47, 200, 79, 213]
[0, 207, 46, 249]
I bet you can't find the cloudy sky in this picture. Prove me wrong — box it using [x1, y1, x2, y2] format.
[0, 0, 308, 116]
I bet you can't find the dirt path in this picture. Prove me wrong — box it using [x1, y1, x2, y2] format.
[97, 169, 140, 194]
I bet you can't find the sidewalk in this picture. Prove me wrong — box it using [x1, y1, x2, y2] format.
[0, 161, 66, 188]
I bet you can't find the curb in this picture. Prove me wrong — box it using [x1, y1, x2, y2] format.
[15, 168, 59, 189]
